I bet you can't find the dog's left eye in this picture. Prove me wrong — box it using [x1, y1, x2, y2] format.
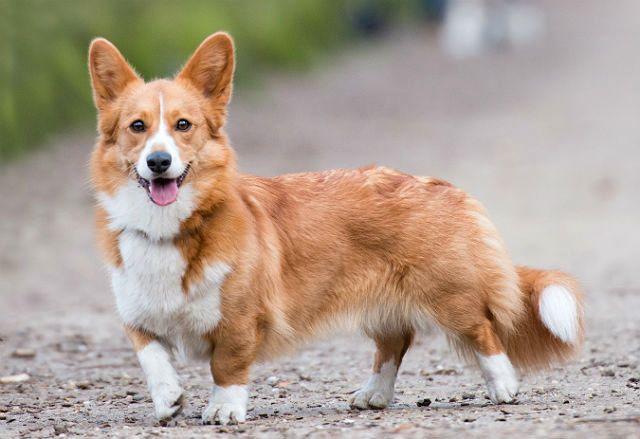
[176, 119, 192, 131]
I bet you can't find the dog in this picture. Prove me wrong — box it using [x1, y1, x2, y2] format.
[88, 32, 584, 425]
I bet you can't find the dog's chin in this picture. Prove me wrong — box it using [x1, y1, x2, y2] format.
[137, 165, 190, 207]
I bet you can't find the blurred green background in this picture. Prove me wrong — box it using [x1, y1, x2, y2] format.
[0, 0, 356, 158]
[2, 0, 423, 159]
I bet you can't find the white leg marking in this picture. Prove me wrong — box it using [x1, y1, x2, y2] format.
[137, 341, 184, 420]
[476, 352, 519, 403]
[539, 285, 578, 344]
[350, 360, 397, 409]
[202, 384, 248, 425]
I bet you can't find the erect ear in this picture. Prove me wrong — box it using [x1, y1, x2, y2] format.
[88, 38, 140, 111]
[177, 32, 235, 107]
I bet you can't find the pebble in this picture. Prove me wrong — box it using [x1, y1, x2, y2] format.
[266, 376, 279, 386]
[12, 349, 36, 358]
[416, 398, 432, 407]
[53, 423, 69, 435]
[0, 373, 30, 384]
[76, 381, 91, 390]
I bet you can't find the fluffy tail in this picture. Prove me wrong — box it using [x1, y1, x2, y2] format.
[497, 266, 585, 372]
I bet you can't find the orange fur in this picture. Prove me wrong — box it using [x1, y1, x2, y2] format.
[88, 33, 585, 420]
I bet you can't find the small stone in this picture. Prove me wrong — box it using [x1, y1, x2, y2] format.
[76, 381, 91, 390]
[461, 392, 475, 400]
[603, 407, 616, 414]
[392, 424, 413, 432]
[417, 398, 432, 407]
[12, 349, 36, 358]
[132, 394, 144, 402]
[266, 376, 279, 386]
[53, 423, 69, 435]
[601, 369, 615, 377]
[0, 373, 30, 384]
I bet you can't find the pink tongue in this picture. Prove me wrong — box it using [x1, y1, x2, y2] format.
[149, 179, 179, 206]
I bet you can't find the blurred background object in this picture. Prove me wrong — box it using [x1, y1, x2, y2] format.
[441, 0, 544, 59]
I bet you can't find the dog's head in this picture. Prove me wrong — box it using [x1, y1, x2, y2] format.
[89, 33, 235, 208]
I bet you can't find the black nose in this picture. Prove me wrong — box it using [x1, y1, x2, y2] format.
[146, 151, 172, 174]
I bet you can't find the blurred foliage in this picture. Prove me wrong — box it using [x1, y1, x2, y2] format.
[0, 0, 357, 159]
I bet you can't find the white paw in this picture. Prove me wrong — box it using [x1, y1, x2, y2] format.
[476, 353, 519, 404]
[350, 361, 397, 410]
[136, 341, 185, 420]
[151, 382, 185, 420]
[202, 402, 246, 425]
[202, 384, 248, 425]
[350, 387, 393, 409]
[486, 375, 519, 403]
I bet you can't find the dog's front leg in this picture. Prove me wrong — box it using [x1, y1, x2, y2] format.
[125, 326, 184, 421]
[202, 332, 256, 425]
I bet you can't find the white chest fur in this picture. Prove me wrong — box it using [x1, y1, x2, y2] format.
[111, 230, 230, 361]
[98, 180, 196, 241]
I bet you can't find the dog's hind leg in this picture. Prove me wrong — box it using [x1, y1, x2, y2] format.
[464, 319, 519, 403]
[350, 330, 414, 410]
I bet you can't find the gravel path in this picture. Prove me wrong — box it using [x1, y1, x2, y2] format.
[1, 1, 639, 437]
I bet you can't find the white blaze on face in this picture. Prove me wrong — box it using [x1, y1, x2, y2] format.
[136, 93, 185, 180]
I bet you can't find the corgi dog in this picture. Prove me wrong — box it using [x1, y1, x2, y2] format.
[88, 32, 584, 425]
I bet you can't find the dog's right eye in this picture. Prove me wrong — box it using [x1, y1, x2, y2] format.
[130, 120, 146, 133]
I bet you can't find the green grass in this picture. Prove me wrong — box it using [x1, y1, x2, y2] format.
[0, 0, 352, 158]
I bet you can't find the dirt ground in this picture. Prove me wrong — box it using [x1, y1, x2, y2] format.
[1, 1, 639, 437]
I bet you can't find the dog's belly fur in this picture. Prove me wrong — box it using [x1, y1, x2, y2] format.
[111, 229, 230, 361]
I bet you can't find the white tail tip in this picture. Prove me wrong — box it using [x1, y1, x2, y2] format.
[539, 285, 579, 344]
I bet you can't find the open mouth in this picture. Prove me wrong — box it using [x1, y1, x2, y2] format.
[136, 164, 190, 206]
